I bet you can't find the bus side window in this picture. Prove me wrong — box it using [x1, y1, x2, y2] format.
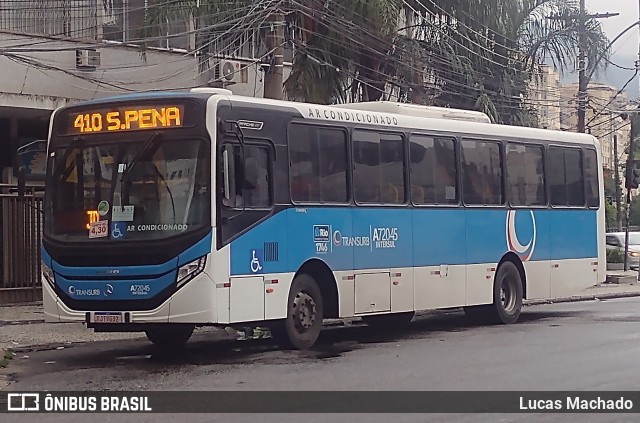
[222, 144, 271, 209]
[549, 146, 584, 207]
[584, 149, 599, 208]
[506, 143, 545, 207]
[353, 130, 405, 205]
[409, 135, 457, 205]
[461, 139, 503, 206]
[289, 124, 348, 203]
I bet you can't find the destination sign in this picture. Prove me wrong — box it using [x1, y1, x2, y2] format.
[62, 105, 186, 135]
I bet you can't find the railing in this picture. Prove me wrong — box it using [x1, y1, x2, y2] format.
[0, 183, 44, 305]
[0, 0, 98, 40]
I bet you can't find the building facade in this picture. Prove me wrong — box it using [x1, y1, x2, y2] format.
[559, 82, 630, 173]
[0, 1, 291, 302]
[530, 64, 561, 130]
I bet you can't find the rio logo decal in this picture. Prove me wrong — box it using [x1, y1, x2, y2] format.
[506, 210, 536, 262]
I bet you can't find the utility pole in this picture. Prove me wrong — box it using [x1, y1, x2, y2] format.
[577, 0, 587, 133]
[624, 119, 638, 271]
[574, 0, 619, 132]
[263, 11, 285, 100]
[614, 134, 622, 230]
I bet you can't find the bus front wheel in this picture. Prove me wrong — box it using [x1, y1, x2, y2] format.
[272, 274, 324, 350]
[145, 324, 194, 348]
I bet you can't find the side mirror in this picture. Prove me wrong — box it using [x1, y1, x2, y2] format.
[17, 166, 26, 201]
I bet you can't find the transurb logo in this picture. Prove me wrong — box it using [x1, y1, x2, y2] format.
[506, 210, 536, 261]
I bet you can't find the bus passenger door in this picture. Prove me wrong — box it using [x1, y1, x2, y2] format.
[229, 276, 264, 322]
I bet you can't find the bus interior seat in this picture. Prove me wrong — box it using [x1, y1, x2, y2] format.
[411, 185, 425, 203]
[291, 179, 312, 201]
[381, 183, 399, 204]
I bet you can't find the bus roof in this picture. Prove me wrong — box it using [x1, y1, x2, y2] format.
[55, 89, 599, 149]
[209, 92, 598, 149]
[333, 101, 492, 123]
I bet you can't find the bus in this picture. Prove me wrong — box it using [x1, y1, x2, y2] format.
[38, 88, 605, 349]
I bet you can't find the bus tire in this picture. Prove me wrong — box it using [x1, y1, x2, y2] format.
[272, 274, 323, 350]
[490, 261, 523, 324]
[362, 312, 414, 329]
[145, 324, 194, 348]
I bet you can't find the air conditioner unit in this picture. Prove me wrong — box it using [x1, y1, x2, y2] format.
[211, 59, 248, 85]
[76, 49, 100, 70]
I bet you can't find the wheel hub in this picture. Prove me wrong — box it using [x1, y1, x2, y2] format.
[292, 291, 317, 332]
[501, 280, 516, 312]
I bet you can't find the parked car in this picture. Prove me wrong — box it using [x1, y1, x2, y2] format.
[605, 232, 640, 269]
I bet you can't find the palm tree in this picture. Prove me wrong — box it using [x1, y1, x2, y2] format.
[391, 0, 610, 125]
[140, 0, 610, 125]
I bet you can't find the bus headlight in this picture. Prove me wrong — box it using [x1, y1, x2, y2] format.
[42, 261, 54, 286]
[177, 256, 206, 287]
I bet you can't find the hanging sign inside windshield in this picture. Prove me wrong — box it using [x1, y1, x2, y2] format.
[61, 105, 186, 135]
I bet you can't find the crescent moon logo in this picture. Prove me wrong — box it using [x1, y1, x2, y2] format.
[333, 230, 342, 246]
[506, 210, 536, 261]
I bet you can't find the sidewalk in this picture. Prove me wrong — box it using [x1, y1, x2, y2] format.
[2, 281, 640, 352]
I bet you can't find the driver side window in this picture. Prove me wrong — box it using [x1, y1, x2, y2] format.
[221, 143, 271, 209]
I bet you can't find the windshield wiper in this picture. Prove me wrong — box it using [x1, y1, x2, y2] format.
[119, 132, 162, 202]
[52, 136, 83, 181]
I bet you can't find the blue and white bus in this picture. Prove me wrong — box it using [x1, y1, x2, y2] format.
[40, 88, 605, 349]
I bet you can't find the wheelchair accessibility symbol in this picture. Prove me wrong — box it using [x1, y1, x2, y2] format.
[250, 249, 263, 273]
[111, 222, 127, 240]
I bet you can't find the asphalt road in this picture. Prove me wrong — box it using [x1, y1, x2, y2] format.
[3, 298, 640, 423]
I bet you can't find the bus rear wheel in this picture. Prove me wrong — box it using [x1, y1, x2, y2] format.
[272, 274, 323, 350]
[490, 261, 523, 324]
[145, 324, 195, 348]
[464, 261, 523, 324]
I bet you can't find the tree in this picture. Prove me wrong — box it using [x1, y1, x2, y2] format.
[603, 171, 616, 199]
[605, 201, 617, 230]
[391, 0, 609, 124]
[140, 0, 610, 123]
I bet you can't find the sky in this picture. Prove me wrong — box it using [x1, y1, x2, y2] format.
[586, 0, 640, 61]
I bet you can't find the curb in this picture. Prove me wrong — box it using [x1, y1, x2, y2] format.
[0, 320, 45, 326]
[524, 290, 640, 306]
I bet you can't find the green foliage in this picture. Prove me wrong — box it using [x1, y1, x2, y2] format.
[141, 0, 610, 123]
[603, 173, 617, 199]
[605, 201, 617, 229]
[629, 198, 640, 227]
[606, 248, 624, 263]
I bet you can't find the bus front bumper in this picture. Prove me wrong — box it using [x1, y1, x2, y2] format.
[43, 272, 218, 326]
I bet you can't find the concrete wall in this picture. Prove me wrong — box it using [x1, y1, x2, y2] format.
[0, 31, 291, 110]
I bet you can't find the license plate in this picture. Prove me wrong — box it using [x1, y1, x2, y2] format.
[92, 312, 123, 323]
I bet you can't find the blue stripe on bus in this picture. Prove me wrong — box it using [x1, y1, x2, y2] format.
[229, 207, 597, 276]
[41, 245, 52, 268]
[55, 272, 177, 301]
[46, 230, 212, 301]
[178, 231, 213, 266]
[52, 258, 178, 278]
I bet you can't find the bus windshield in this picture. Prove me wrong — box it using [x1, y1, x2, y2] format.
[45, 138, 209, 242]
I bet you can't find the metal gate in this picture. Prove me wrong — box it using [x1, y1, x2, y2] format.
[0, 183, 44, 305]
